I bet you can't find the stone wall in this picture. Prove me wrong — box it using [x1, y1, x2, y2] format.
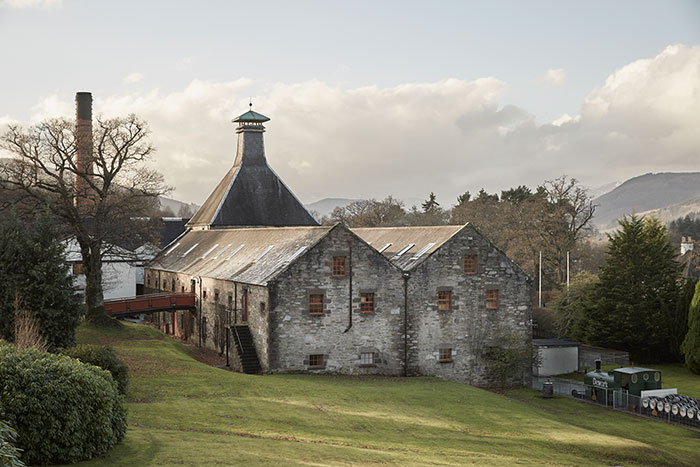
[407, 225, 532, 386]
[269, 226, 406, 375]
[143, 268, 271, 372]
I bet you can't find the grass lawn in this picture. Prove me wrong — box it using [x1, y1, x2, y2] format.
[73, 323, 700, 466]
[555, 364, 700, 399]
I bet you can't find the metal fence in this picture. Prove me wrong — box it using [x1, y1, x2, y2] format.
[532, 376, 700, 430]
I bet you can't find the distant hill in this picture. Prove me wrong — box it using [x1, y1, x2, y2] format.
[593, 172, 700, 230]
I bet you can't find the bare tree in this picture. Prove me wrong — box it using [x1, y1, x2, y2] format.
[1, 113, 169, 324]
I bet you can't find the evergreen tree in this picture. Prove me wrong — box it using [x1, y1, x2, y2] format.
[681, 281, 700, 374]
[0, 211, 81, 349]
[585, 215, 681, 362]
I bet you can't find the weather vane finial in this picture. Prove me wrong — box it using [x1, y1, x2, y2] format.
[249, 98, 252, 110]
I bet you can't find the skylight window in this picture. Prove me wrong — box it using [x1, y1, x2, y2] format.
[378, 243, 392, 253]
[284, 246, 307, 263]
[411, 242, 436, 260]
[393, 243, 415, 258]
[165, 242, 181, 256]
[182, 243, 199, 257]
[213, 244, 232, 259]
[202, 244, 219, 259]
[225, 244, 245, 260]
[254, 245, 274, 262]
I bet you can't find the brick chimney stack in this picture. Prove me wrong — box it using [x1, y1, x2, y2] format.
[74, 92, 94, 212]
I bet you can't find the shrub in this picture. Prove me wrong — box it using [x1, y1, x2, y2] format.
[58, 344, 129, 394]
[0, 341, 127, 465]
[13, 307, 48, 352]
[682, 281, 700, 374]
[0, 420, 24, 467]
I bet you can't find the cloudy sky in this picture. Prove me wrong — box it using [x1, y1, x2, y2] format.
[1, 0, 699, 206]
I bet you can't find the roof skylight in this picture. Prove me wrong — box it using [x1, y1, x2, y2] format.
[254, 245, 274, 262]
[213, 244, 232, 259]
[284, 246, 307, 263]
[182, 243, 199, 257]
[378, 243, 392, 253]
[165, 242, 181, 256]
[412, 242, 436, 260]
[393, 243, 415, 258]
[225, 244, 245, 260]
[202, 244, 219, 259]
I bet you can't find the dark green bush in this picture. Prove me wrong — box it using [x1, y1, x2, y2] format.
[58, 345, 129, 395]
[0, 419, 24, 467]
[0, 341, 127, 465]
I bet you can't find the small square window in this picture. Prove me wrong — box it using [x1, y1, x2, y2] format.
[72, 263, 84, 275]
[203, 290, 208, 300]
[486, 289, 499, 309]
[214, 290, 220, 302]
[438, 290, 451, 311]
[439, 348, 453, 362]
[464, 255, 477, 274]
[360, 292, 375, 313]
[309, 354, 324, 368]
[360, 352, 375, 366]
[309, 294, 324, 314]
[332, 256, 347, 276]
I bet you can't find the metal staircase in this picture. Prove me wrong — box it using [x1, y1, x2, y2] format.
[232, 325, 261, 374]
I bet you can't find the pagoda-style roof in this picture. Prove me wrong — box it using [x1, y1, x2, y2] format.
[232, 110, 270, 123]
[187, 109, 318, 229]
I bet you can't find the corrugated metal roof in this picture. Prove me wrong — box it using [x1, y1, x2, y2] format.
[352, 225, 464, 270]
[148, 226, 333, 285]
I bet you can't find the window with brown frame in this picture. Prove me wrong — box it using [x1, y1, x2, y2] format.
[309, 294, 324, 314]
[332, 256, 347, 276]
[439, 348, 453, 362]
[437, 290, 452, 311]
[360, 352, 375, 366]
[260, 302, 266, 313]
[72, 263, 84, 275]
[360, 292, 375, 313]
[486, 289, 499, 309]
[309, 354, 324, 367]
[464, 254, 477, 274]
[203, 290, 207, 300]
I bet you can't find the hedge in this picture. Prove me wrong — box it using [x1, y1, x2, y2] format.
[0, 342, 127, 465]
[58, 345, 129, 395]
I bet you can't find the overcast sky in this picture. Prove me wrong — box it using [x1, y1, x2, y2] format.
[1, 0, 699, 206]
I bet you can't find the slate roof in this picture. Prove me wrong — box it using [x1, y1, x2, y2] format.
[148, 226, 333, 286]
[680, 250, 700, 280]
[352, 225, 464, 270]
[187, 111, 319, 229]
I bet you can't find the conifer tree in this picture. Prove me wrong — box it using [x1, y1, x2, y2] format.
[0, 211, 81, 349]
[585, 215, 681, 362]
[681, 281, 700, 374]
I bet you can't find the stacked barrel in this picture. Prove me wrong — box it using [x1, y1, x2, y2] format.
[642, 394, 700, 428]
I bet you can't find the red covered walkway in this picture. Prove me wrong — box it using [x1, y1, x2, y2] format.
[104, 292, 196, 318]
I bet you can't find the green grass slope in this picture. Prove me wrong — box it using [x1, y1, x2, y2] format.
[74, 323, 700, 466]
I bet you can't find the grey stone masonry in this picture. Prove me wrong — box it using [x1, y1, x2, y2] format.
[406, 224, 532, 386]
[269, 225, 406, 375]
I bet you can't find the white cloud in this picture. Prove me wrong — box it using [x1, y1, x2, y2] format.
[544, 68, 567, 87]
[123, 72, 144, 84]
[0, 0, 61, 9]
[10, 44, 700, 207]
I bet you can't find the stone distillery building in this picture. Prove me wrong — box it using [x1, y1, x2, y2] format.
[145, 108, 532, 386]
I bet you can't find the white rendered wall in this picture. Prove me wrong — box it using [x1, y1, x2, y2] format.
[72, 262, 138, 300]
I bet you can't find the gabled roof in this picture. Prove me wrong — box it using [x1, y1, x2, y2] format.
[148, 226, 333, 285]
[352, 225, 463, 270]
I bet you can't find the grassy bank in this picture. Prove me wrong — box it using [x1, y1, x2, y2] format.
[74, 323, 700, 466]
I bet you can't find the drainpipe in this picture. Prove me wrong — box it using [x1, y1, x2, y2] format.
[403, 272, 410, 377]
[344, 240, 353, 333]
[196, 276, 202, 347]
